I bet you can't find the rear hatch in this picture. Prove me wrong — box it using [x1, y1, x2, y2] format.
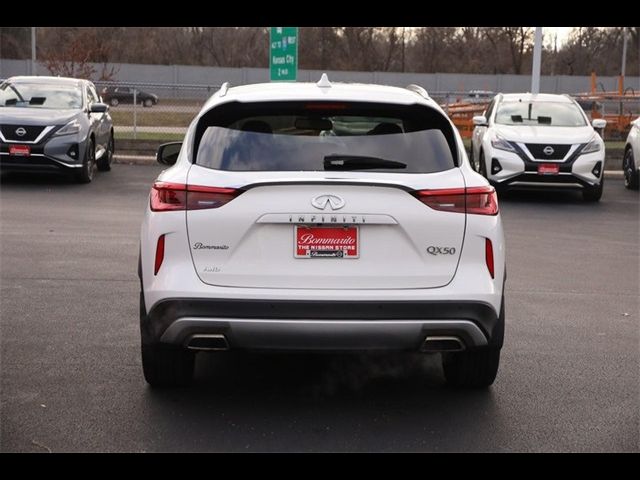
[184, 100, 465, 289]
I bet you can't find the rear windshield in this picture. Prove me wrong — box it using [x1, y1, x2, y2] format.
[495, 101, 587, 127]
[194, 101, 457, 173]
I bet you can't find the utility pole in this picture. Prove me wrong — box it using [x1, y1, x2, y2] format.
[531, 27, 543, 94]
[619, 27, 628, 94]
[401, 27, 406, 73]
[321, 27, 326, 70]
[31, 27, 36, 75]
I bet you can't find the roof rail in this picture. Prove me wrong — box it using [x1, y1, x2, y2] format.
[405, 84, 430, 99]
[219, 82, 230, 97]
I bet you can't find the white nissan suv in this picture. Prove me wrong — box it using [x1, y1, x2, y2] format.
[138, 76, 506, 388]
[471, 93, 607, 201]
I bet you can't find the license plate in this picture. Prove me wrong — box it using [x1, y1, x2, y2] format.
[295, 226, 359, 259]
[9, 145, 30, 157]
[537, 163, 559, 175]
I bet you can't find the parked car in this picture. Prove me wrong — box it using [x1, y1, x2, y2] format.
[622, 116, 639, 190]
[471, 93, 607, 201]
[0, 75, 114, 182]
[101, 86, 158, 107]
[138, 76, 506, 388]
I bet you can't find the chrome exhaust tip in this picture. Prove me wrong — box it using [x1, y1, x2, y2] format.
[186, 334, 229, 351]
[420, 336, 465, 352]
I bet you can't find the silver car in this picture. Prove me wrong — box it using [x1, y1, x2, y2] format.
[0, 76, 114, 183]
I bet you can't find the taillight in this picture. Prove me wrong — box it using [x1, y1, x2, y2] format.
[150, 182, 242, 211]
[154, 234, 165, 275]
[485, 238, 495, 279]
[412, 186, 498, 215]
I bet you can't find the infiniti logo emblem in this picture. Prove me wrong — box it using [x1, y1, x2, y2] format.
[311, 194, 345, 210]
[543, 146, 554, 156]
[15, 127, 27, 137]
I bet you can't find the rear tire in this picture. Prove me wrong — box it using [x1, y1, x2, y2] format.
[583, 176, 603, 202]
[142, 342, 195, 388]
[442, 347, 501, 388]
[110, 98, 119, 107]
[139, 290, 195, 387]
[97, 134, 114, 172]
[623, 148, 639, 190]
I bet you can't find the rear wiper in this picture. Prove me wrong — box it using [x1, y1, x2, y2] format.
[323, 154, 406, 170]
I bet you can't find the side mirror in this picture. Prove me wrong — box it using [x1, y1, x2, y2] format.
[157, 142, 182, 166]
[90, 103, 108, 113]
[473, 115, 488, 126]
[592, 118, 607, 130]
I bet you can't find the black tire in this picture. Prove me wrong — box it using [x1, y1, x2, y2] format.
[75, 138, 95, 183]
[442, 347, 501, 388]
[478, 151, 488, 178]
[623, 148, 639, 190]
[141, 342, 195, 388]
[139, 291, 195, 387]
[97, 134, 114, 172]
[469, 144, 477, 171]
[110, 98, 119, 107]
[583, 176, 604, 202]
[143, 98, 153, 108]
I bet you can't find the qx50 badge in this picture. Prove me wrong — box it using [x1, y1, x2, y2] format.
[311, 194, 345, 211]
[427, 246, 456, 256]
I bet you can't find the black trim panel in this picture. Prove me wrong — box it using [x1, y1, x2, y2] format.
[142, 298, 502, 347]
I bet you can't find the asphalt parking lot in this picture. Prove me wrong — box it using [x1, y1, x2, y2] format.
[0, 164, 638, 452]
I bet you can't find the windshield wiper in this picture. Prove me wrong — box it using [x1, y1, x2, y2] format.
[323, 154, 407, 170]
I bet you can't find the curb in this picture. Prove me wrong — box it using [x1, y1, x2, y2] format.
[113, 155, 627, 180]
[114, 154, 156, 165]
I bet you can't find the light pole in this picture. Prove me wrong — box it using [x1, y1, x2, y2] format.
[531, 27, 543, 94]
[619, 27, 628, 94]
[31, 27, 36, 75]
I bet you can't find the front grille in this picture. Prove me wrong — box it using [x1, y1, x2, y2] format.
[0, 124, 46, 142]
[525, 143, 571, 160]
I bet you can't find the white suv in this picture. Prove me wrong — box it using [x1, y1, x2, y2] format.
[138, 76, 506, 388]
[471, 93, 607, 201]
[623, 117, 640, 190]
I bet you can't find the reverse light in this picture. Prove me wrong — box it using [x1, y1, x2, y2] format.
[581, 137, 602, 154]
[485, 238, 495, 279]
[150, 182, 243, 212]
[413, 186, 499, 215]
[154, 234, 165, 275]
[55, 119, 81, 136]
[491, 135, 515, 153]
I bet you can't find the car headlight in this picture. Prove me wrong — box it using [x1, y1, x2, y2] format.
[55, 119, 81, 136]
[491, 135, 515, 152]
[581, 137, 602, 154]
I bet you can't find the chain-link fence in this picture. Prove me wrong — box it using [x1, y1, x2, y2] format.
[94, 81, 220, 143]
[95, 81, 640, 156]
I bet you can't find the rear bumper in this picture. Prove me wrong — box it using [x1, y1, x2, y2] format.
[142, 298, 503, 351]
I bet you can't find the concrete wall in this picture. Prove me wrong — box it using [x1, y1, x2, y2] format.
[2, 58, 638, 95]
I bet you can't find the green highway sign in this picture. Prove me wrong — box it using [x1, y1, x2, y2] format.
[270, 27, 298, 82]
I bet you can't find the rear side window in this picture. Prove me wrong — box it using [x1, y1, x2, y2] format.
[194, 101, 457, 173]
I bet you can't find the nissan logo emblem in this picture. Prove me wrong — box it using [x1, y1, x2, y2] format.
[543, 146, 554, 156]
[311, 194, 345, 211]
[15, 127, 27, 137]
